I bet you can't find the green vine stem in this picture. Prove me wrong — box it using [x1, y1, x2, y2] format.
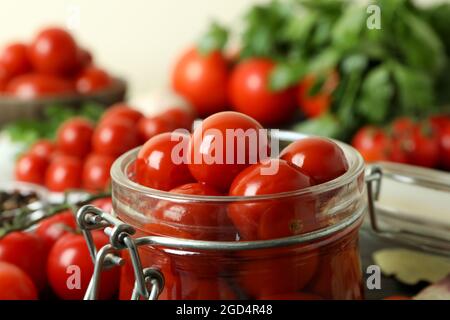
[0, 192, 111, 239]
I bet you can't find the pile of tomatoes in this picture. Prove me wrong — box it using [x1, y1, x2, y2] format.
[119, 111, 359, 300]
[14, 103, 195, 193]
[172, 48, 336, 125]
[0, 197, 117, 300]
[352, 114, 450, 170]
[0, 27, 113, 98]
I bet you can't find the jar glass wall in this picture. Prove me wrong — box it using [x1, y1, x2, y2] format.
[111, 135, 366, 300]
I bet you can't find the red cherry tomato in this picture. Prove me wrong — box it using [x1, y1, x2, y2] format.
[0, 64, 9, 91]
[172, 48, 229, 117]
[0, 43, 31, 77]
[259, 292, 323, 300]
[229, 159, 314, 240]
[92, 118, 139, 157]
[137, 115, 176, 143]
[390, 117, 415, 140]
[160, 108, 196, 130]
[28, 27, 78, 75]
[90, 197, 113, 213]
[429, 114, 450, 133]
[6, 73, 74, 99]
[409, 122, 440, 168]
[0, 262, 38, 300]
[57, 117, 94, 158]
[297, 71, 339, 118]
[0, 232, 47, 291]
[280, 137, 348, 185]
[15, 153, 49, 185]
[188, 111, 269, 192]
[82, 153, 115, 191]
[100, 103, 143, 124]
[29, 139, 56, 160]
[75, 66, 112, 94]
[351, 126, 390, 162]
[36, 211, 77, 251]
[136, 132, 194, 191]
[150, 183, 235, 240]
[237, 247, 319, 298]
[74, 47, 93, 70]
[180, 277, 237, 300]
[45, 155, 83, 192]
[438, 123, 450, 170]
[308, 230, 364, 300]
[228, 58, 296, 126]
[47, 231, 119, 300]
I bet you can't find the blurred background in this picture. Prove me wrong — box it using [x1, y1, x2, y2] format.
[0, 0, 440, 96]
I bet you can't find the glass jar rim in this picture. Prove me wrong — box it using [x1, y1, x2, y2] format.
[111, 131, 365, 203]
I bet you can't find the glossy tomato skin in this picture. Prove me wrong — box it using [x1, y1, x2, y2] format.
[0, 43, 31, 77]
[351, 126, 390, 162]
[100, 103, 143, 124]
[409, 123, 440, 168]
[92, 118, 139, 157]
[0, 262, 38, 300]
[188, 111, 269, 192]
[136, 132, 194, 191]
[6, 73, 74, 99]
[280, 137, 348, 185]
[45, 155, 83, 192]
[75, 66, 112, 94]
[15, 153, 49, 185]
[36, 211, 77, 251]
[57, 117, 94, 158]
[28, 27, 78, 75]
[82, 153, 115, 191]
[228, 159, 314, 241]
[0, 232, 47, 291]
[29, 139, 56, 160]
[390, 117, 415, 139]
[228, 58, 296, 126]
[172, 48, 229, 117]
[297, 71, 339, 119]
[150, 183, 235, 241]
[179, 276, 237, 300]
[47, 231, 119, 300]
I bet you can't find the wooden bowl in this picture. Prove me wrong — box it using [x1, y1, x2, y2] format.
[0, 78, 127, 127]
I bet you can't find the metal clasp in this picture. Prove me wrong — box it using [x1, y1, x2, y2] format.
[77, 205, 165, 300]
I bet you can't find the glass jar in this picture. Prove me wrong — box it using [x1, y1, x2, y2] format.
[110, 133, 366, 300]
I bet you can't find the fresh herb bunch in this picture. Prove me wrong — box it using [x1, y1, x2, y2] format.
[4, 102, 104, 146]
[199, 0, 450, 140]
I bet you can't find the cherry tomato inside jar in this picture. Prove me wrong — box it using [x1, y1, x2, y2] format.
[150, 183, 235, 241]
[188, 111, 270, 192]
[136, 132, 194, 191]
[280, 137, 348, 184]
[228, 159, 314, 240]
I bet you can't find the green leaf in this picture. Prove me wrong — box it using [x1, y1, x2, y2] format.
[357, 65, 394, 124]
[269, 60, 306, 91]
[292, 113, 349, 140]
[331, 5, 366, 51]
[306, 48, 341, 74]
[391, 63, 435, 115]
[197, 22, 229, 55]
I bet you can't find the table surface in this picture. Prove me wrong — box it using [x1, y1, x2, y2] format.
[360, 229, 428, 300]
